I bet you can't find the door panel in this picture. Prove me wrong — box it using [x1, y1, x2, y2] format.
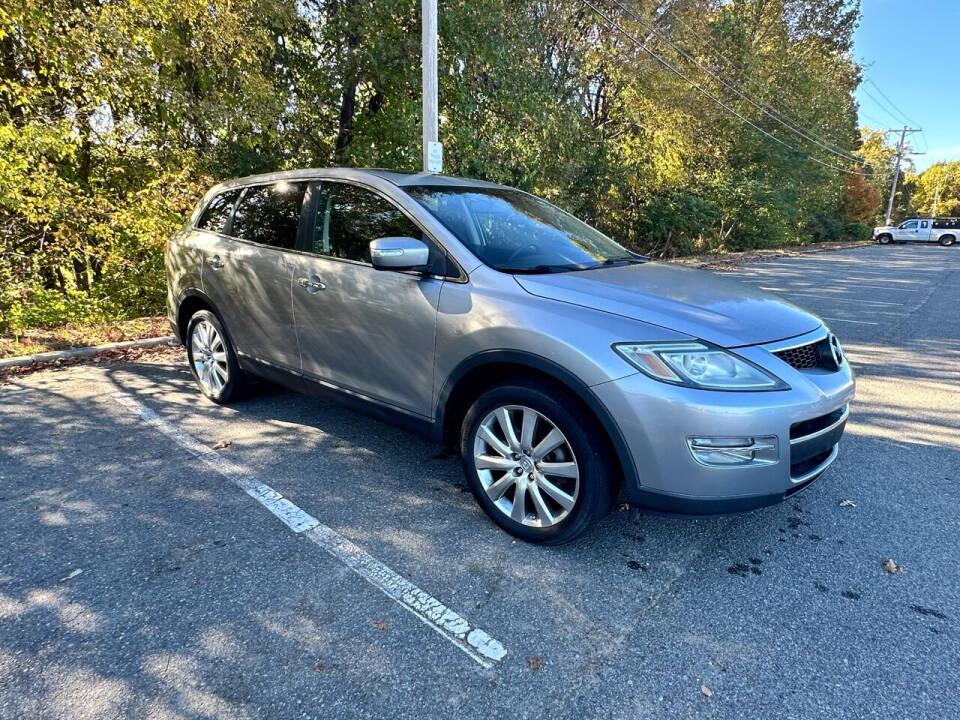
[201, 181, 307, 371]
[291, 257, 442, 415]
[219, 242, 298, 370]
[290, 180, 443, 416]
[895, 220, 919, 242]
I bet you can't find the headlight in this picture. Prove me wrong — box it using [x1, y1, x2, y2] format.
[613, 341, 789, 391]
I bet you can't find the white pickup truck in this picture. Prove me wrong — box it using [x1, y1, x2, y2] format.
[874, 217, 959, 246]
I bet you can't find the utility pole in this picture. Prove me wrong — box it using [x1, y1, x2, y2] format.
[884, 125, 922, 225]
[422, 0, 441, 173]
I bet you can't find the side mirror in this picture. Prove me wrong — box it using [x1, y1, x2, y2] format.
[370, 236, 430, 271]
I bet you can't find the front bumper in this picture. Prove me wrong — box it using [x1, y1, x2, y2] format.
[593, 343, 855, 515]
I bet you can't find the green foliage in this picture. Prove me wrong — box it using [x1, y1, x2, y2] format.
[841, 222, 872, 242]
[1, 0, 890, 334]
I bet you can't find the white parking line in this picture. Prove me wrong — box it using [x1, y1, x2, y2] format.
[111, 392, 506, 670]
[819, 317, 880, 325]
[754, 289, 902, 306]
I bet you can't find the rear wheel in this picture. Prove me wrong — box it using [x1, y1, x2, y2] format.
[877, 234, 892, 245]
[186, 310, 243, 403]
[939, 235, 955, 247]
[460, 380, 616, 544]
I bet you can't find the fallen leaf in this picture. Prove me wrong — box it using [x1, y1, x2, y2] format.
[839, 499, 856, 508]
[701, 684, 713, 697]
[59, 568, 82, 582]
[313, 661, 329, 671]
[212, 440, 232, 450]
[372, 620, 389, 631]
[882, 558, 904, 575]
[489, 679, 498, 688]
[526, 656, 542, 671]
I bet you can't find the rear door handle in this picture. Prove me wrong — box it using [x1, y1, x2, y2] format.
[297, 275, 326, 293]
[207, 255, 224, 270]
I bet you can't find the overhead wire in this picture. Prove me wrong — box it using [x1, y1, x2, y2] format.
[581, 0, 882, 177]
[653, 3, 867, 165]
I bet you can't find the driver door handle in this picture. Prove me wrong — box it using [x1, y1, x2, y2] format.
[297, 275, 326, 293]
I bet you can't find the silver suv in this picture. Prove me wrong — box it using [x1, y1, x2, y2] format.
[166, 168, 855, 543]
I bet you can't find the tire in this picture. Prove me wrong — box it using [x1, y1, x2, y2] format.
[877, 234, 892, 245]
[939, 235, 955, 247]
[185, 310, 244, 404]
[460, 379, 617, 544]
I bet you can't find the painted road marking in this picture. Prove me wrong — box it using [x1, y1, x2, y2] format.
[111, 392, 506, 669]
[819, 317, 880, 325]
[755, 289, 902, 306]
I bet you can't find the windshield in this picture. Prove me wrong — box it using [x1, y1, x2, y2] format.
[405, 185, 638, 273]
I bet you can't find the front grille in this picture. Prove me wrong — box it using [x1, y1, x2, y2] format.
[774, 338, 830, 370]
[790, 406, 847, 441]
[790, 447, 834, 480]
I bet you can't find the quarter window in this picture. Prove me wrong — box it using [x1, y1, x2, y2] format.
[313, 182, 424, 263]
[231, 181, 307, 249]
[196, 190, 241, 234]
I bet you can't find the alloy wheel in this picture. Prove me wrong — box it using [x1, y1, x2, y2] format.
[190, 320, 229, 395]
[472, 405, 579, 528]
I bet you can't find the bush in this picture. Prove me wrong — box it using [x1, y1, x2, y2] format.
[1, 287, 109, 336]
[841, 222, 872, 242]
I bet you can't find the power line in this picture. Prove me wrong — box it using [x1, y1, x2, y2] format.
[607, 0, 870, 168]
[865, 77, 921, 128]
[860, 86, 911, 127]
[655, 4, 865, 165]
[581, 0, 881, 177]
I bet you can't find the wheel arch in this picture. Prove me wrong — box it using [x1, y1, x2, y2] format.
[435, 350, 639, 494]
[175, 289, 226, 344]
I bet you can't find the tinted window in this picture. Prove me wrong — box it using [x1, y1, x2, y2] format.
[314, 182, 423, 263]
[406, 185, 635, 273]
[196, 190, 241, 233]
[920, 220, 929, 228]
[231, 181, 307, 249]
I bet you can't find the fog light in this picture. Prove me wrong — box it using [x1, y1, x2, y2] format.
[687, 436, 779, 468]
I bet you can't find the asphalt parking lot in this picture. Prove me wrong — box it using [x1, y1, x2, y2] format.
[1, 244, 958, 719]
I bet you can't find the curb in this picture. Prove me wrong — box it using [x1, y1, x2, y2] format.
[673, 240, 877, 268]
[0, 336, 177, 370]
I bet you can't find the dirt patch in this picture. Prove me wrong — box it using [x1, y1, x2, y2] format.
[0, 342, 185, 383]
[0, 316, 169, 359]
[669, 240, 875, 272]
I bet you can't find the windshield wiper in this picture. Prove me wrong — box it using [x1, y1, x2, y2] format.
[601, 256, 644, 266]
[497, 264, 583, 274]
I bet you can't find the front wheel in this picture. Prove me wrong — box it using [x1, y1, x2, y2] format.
[460, 380, 616, 544]
[877, 234, 892, 245]
[185, 310, 243, 403]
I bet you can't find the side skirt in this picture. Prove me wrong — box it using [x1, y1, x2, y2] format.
[238, 355, 437, 440]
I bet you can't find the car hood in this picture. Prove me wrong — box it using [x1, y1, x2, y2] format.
[514, 262, 822, 348]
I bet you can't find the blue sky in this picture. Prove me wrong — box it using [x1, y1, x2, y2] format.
[854, 0, 960, 171]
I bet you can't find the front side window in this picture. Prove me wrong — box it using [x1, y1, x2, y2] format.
[196, 189, 241, 234]
[313, 182, 424, 263]
[902, 220, 919, 230]
[404, 185, 636, 273]
[231, 181, 307, 249]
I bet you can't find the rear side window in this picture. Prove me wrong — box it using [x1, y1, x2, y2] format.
[231, 181, 308, 249]
[313, 182, 423, 263]
[196, 190, 241, 233]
